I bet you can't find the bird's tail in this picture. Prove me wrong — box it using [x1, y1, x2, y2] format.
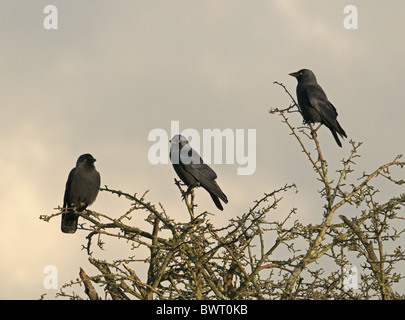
[337, 121, 347, 139]
[330, 120, 347, 147]
[209, 192, 224, 211]
[61, 210, 78, 233]
[207, 183, 228, 211]
[331, 129, 343, 147]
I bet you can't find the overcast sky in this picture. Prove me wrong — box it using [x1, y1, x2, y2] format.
[0, 1, 404, 299]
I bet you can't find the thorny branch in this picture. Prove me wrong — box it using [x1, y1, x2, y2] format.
[40, 82, 404, 300]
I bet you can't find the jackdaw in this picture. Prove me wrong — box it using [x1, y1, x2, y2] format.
[289, 69, 347, 147]
[170, 134, 228, 211]
[61, 153, 101, 233]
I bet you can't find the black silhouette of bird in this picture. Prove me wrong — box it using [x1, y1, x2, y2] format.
[61, 153, 101, 233]
[170, 134, 228, 211]
[289, 69, 347, 147]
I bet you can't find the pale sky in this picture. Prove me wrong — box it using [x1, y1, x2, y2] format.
[0, 1, 404, 299]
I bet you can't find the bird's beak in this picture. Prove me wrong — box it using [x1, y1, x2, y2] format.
[289, 71, 299, 78]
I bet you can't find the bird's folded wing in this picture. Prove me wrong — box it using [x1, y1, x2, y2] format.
[187, 163, 218, 181]
[306, 87, 338, 121]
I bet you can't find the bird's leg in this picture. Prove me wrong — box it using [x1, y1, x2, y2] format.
[78, 202, 92, 215]
[178, 185, 192, 201]
[188, 188, 195, 204]
[308, 123, 322, 141]
[312, 123, 322, 133]
[185, 185, 193, 196]
[190, 188, 195, 200]
[173, 179, 196, 219]
[174, 178, 188, 200]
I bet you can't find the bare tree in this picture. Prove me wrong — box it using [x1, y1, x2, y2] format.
[40, 82, 404, 300]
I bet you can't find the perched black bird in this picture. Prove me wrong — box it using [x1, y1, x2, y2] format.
[61, 154, 101, 233]
[170, 135, 228, 211]
[289, 69, 347, 147]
